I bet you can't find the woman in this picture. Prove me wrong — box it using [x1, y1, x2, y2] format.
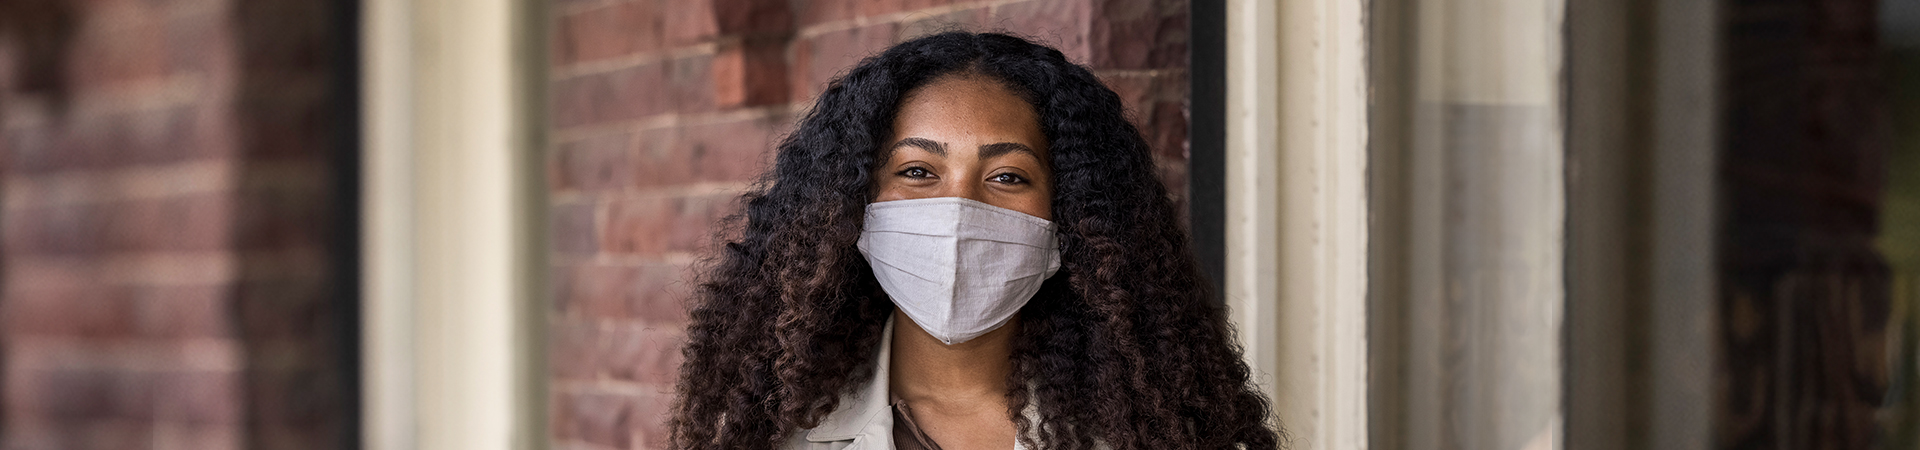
[669, 31, 1280, 450]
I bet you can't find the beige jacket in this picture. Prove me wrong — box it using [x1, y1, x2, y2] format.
[781, 318, 1034, 450]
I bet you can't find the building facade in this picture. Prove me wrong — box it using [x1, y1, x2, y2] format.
[0, 0, 1916, 449]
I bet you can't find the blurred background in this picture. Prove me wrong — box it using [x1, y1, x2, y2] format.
[0, 0, 1912, 449]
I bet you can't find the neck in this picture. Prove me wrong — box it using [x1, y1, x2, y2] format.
[888, 309, 1018, 408]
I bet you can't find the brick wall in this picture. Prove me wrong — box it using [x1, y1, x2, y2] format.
[0, 0, 356, 449]
[545, 0, 1191, 448]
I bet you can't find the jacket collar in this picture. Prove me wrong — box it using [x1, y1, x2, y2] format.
[801, 318, 1047, 450]
[804, 317, 896, 444]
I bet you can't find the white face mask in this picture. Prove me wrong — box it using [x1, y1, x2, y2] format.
[857, 197, 1061, 345]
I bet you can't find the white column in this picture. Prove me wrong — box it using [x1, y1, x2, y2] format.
[1226, 0, 1371, 447]
[361, 0, 416, 447]
[1223, 0, 1282, 432]
[363, 0, 547, 449]
[1401, 0, 1567, 448]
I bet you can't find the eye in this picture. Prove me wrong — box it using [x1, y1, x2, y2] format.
[898, 167, 934, 179]
[990, 172, 1028, 185]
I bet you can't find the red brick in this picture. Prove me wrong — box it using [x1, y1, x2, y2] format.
[251, 423, 340, 450]
[628, 130, 681, 188]
[668, 53, 719, 112]
[554, 1, 664, 65]
[151, 370, 242, 424]
[233, 80, 336, 161]
[5, 104, 236, 173]
[548, 264, 570, 313]
[712, 47, 751, 107]
[2, 0, 355, 446]
[9, 369, 129, 420]
[231, 278, 334, 340]
[793, 22, 899, 99]
[1146, 99, 1189, 161]
[553, 132, 636, 192]
[629, 264, 696, 324]
[799, 0, 859, 27]
[231, 182, 334, 250]
[990, 1, 1093, 64]
[551, 390, 673, 449]
[1, 304, 104, 339]
[3, 367, 235, 423]
[663, 0, 719, 46]
[552, 54, 714, 128]
[550, 317, 685, 385]
[899, 7, 989, 41]
[555, 262, 693, 323]
[632, 118, 778, 188]
[601, 193, 735, 257]
[548, 319, 598, 381]
[800, 0, 967, 24]
[16, 421, 155, 450]
[5, 293, 127, 338]
[1095, 70, 1187, 161]
[123, 194, 238, 252]
[906, 0, 967, 10]
[626, 390, 674, 449]
[1087, 0, 1189, 69]
[1155, 70, 1191, 101]
[1, 202, 100, 255]
[556, 264, 631, 319]
[125, 286, 232, 338]
[242, 366, 348, 426]
[4, 285, 231, 338]
[553, 64, 666, 128]
[233, 1, 332, 74]
[66, 2, 175, 88]
[712, 39, 790, 108]
[678, 118, 780, 183]
[854, 0, 908, 18]
[552, 201, 600, 256]
[165, 4, 238, 77]
[552, 391, 640, 448]
[1097, 72, 1153, 113]
[3, 276, 133, 337]
[603, 325, 684, 385]
[3, 194, 236, 256]
[713, 0, 793, 35]
[151, 423, 243, 450]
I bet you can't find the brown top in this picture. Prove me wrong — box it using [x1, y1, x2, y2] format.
[890, 393, 943, 450]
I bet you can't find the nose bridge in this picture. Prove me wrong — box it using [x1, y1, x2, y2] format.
[940, 161, 986, 202]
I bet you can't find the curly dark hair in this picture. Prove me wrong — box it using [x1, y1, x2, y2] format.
[668, 31, 1280, 450]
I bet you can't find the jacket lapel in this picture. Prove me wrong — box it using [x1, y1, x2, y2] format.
[795, 317, 1084, 449]
[803, 318, 896, 448]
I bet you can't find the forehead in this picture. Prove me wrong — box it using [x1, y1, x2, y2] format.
[890, 76, 1044, 147]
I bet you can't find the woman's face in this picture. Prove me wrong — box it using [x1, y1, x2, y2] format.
[874, 75, 1053, 220]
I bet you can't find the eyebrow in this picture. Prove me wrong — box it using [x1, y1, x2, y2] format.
[978, 142, 1039, 160]
[886, 138, 1039, 161]
[890, 137, 947, 157]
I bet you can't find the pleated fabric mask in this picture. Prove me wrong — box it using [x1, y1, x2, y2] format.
[856, 197, 1061, 345]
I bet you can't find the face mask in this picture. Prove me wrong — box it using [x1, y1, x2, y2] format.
[857, 197, 1061, 345]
